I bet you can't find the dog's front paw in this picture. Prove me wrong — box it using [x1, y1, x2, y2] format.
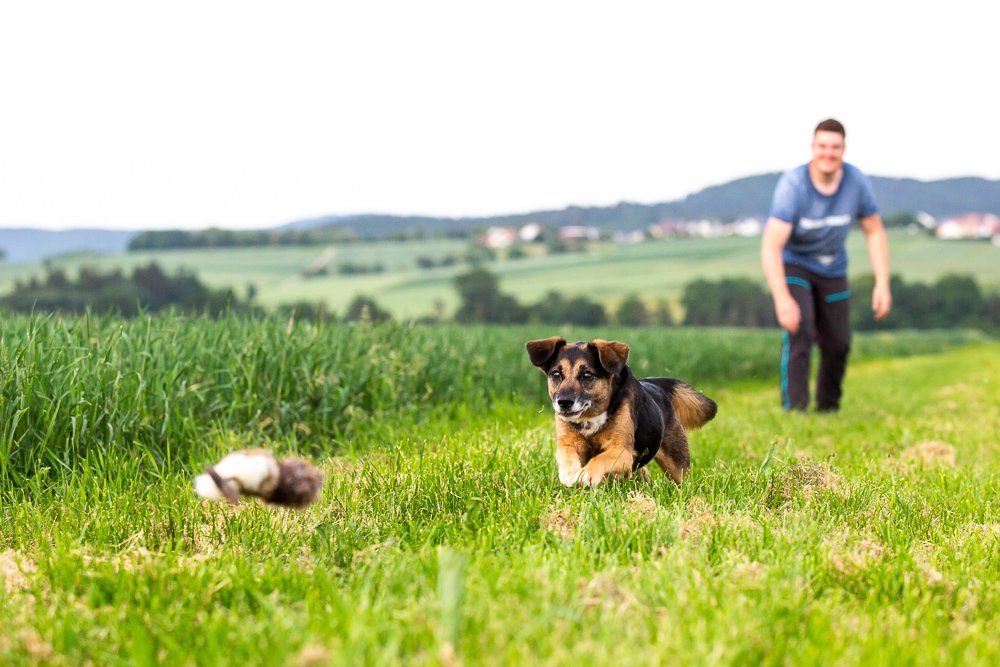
[558, 464, 582, 487]
[577, 465, 606, 488]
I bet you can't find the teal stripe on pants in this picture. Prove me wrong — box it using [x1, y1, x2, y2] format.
[824, 290, 852, 303]
[786, 277, 810, 289]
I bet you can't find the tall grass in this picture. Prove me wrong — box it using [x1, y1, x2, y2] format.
[0, 313, 989, 479]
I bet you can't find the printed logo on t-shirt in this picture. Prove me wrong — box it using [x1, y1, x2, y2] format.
[798, 214, 852, 230]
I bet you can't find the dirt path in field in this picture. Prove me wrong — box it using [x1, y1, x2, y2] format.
[273, 245, 338, 286]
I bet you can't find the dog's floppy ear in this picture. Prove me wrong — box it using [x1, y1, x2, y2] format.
[589, 339, 630, 375]
[525, 336, 566, 369]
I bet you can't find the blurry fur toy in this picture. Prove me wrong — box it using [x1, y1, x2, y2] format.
[194, 449, 323, 508]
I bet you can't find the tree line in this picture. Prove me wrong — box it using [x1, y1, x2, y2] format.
[451, 269, 674, 326]
[128, 226, 485, 251]
[2, 263, 248, 316]
[678, 273, 999, 331]
[447, 269, 999, 331]
[4, 263, 997, 332]
[1, 263, 398, 324]
[848, 274, 1000, 331]
[128, 228, 338, 251]
[127, 225, 596, 254]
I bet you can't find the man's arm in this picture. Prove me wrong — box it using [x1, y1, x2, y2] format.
[859, 213, 891, 320]
[760, 217, 800, 333]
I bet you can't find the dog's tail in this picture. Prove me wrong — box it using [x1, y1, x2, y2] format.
[642, 378, 717, 430]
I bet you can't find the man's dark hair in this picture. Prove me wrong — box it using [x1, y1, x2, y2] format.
[815, 118, 846, 137]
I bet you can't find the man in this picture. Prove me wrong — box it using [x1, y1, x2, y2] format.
[760, 119, 891, 412]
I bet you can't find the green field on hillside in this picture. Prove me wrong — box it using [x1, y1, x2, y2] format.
[0, 316, 996, 665]
[1, 232, 997, 319]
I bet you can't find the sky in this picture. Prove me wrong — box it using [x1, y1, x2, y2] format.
[1, 1, 998, 230]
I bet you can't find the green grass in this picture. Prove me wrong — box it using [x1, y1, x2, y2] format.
[2, 232, 997, 318]
[0, 316, 997, 665]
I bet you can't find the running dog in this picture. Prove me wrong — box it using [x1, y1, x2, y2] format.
[525, 337, 717, 487]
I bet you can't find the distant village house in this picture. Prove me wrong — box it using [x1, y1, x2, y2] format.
[934, 213, 1000, 242]
[479, 226, 518, 249]
[518, 223, 542, 242]
[558, 226, 599, 242]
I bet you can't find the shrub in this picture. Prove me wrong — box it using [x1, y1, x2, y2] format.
[616, 294, 651, 327]
[1, 262, 248, 317]
[682, 278, 774, 327]
[344, 295, 393, 323]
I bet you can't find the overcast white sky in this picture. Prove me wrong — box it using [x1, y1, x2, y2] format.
[1, 1, 998, 230]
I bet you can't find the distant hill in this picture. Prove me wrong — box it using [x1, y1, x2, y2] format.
[276, 214, 349, 232]
[677, 173, 1000, 220]
[4, 172, 1000, 259]
[285, 173, 1000, 237]
[0, 228, 136, 263]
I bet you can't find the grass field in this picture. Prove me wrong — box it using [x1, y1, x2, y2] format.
[0, 316, 997, 665]
[1, 232, 997, 319]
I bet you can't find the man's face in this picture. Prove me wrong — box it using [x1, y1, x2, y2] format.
[811, 130, 845, 175]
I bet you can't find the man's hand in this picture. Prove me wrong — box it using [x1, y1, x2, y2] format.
[774, 295, 801, 333]
[860, 214, 891, 321]
[872, 282, 892, 320]
[761, 218, 799, 333]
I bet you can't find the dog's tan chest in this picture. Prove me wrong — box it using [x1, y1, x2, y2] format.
[557, 406, 635, 456]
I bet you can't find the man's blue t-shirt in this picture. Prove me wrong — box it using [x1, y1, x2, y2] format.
[769, 162, 878, 277]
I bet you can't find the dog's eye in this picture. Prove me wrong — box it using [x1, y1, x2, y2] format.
[549, 370, 562, 380]
[581, 371, 595, 381]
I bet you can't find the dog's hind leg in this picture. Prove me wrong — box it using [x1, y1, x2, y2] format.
[654, 420, 691, 485]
